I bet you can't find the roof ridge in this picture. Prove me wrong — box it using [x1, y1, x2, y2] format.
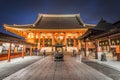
[39, 13, 80, 17]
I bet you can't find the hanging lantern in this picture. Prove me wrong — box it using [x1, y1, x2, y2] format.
[99, 42, 101, 46]
[102, 42, 104, 45]
[112, 40, 115, 45]
[117, 40, 119, 44]
[36, 34, 39, 39]
[105, 41, 108, 45]
[28, 33, 34, 38]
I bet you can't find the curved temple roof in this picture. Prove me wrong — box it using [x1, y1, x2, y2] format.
[0, 26, 24, 39]
[5, 14, 95, 29]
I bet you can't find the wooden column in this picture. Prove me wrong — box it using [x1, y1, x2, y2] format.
[37, 39, 40, 50]
[64, 33, 67, 51]
[84, 40, 87, 57]
[8, 43, 11, 62]
[42, 36, 45, 47]
[52, 37, 53, 51]
[69, 36, 71, 47]
[52, 33, 54, 51]
[76, 32, 80, 51]
[22, 45, 25, 58]
[108, 38, 111, 52]
[37, 33, 40, 50]
[30, 46, 32, 56]
[74, 37, 76, 47]
[80, 40, 83, 49]
[94, 40, 99, 59]
[52, 33, 55, 45]
[119, 43, 120, 53]
[78, 40, 81, 51]
[24, 45, 26, 56]
[64, 34, 66, 45]
[34, 32, 36, 44]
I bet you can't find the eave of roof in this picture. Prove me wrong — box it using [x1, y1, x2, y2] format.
[4, 14, 95, 30]
[0, 26, 24, 40]
[93, 28, 120, 39]
[77, 29, 104, 40]
[78, 19, 116, 40]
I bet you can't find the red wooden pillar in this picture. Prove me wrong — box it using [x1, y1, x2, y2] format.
[30, 47, 32, 56]
[84, 41, 87, 57]
[94, 40, 99, 59]
[74, 38, 76, 47]
[22, 45, 25, 58]
[8, 43, 11, 62]
[108, 38, 111, 52]
[80, 40, 83, 49]
[37, 35, 40, 50]
[78, 40, 81, 50]
[64, 33, 67, 51]
[42, 36, 45, 47]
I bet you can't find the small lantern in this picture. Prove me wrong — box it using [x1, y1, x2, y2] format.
[117, 40, 119, 44]
[112, 40, 115, 45]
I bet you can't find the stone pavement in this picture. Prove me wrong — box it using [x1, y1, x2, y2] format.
[83, 58, 120, 80]
[89, 58, 120, 71]
[3, 55, 112, 80]
[0, 56, 41, 80]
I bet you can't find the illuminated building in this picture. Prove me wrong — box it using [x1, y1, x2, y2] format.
[4, 14, 95, 53]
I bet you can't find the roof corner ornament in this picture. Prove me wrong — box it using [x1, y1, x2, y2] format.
[3, 24, 9, 27]
[13, 24, 17, 26]
[83, 24, 85, 27]
[33, 24, 35, 27]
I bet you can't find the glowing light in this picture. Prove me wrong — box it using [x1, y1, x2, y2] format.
[11, 44, 15, 47]
[19, 45, 23, 47]
[36, 34, 39, 38]
[28, 33, 34, 38]
[58, 36, 63, 40]
[3, 43, 10, 46]
[41, 36, 43, 38]
[80, 33, 82, 36]
[117, 40, 119, 43]
[45, 36, 48, 39]
[88, 42, 91, 45]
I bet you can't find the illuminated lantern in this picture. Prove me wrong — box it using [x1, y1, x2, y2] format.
[28, 33, 34, 38]
[36, 33, 39, 39]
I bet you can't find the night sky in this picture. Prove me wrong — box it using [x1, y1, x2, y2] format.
[0, 0, 120, 27]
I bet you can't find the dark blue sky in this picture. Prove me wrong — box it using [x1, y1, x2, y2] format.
[0, 0, 120, 27]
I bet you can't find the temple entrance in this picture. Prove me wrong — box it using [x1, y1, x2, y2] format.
[4, 14, 95, 56]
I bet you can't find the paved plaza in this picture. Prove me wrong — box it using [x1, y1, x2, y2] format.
[0, 56, 41, 80]
[0, 55, 120, 80]
[83, 58, 120, 80]
[89, 58, 120, 71]
[3, 55, 113, 80]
